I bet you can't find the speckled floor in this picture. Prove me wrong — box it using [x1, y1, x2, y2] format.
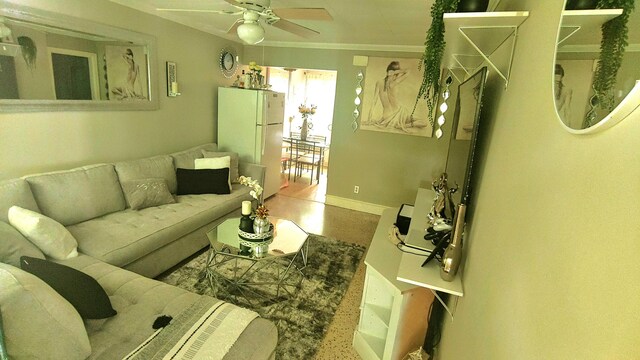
[266, 178, 379, 360]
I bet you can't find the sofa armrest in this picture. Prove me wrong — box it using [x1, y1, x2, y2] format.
[238, 163, 266, 188]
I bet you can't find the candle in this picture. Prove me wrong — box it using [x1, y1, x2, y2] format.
[241, 201, 252, 215]
[171, 82, 178, 94]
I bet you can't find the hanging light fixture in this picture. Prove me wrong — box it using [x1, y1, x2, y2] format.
[237, 11, 264, 45]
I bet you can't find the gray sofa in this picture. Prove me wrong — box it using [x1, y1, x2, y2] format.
[0, 143, 277, 359]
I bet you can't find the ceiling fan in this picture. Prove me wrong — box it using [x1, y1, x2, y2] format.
[156, 0, 332, 45]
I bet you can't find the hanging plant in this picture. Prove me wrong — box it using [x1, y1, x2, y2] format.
[17, 36, 37, 70]
[413, 0, 460, 126]
[587, 0, 635, 124]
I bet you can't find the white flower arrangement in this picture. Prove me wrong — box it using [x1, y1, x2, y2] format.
[238, 176, 263, 201]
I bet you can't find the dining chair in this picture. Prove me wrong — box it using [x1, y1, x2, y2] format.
[290, 139, 322, 184]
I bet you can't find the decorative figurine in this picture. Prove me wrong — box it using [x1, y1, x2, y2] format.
[428, 172, 458, 231]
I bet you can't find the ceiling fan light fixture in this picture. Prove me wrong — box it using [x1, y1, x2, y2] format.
[237, 21, 264, 44]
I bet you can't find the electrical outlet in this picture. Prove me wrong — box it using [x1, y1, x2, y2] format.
[354, 185, 359, 194]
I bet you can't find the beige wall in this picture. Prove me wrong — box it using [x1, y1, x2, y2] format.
[438, 1, 640, 358]
[0, 0, 239, 180]
[243, 46, 452, 207]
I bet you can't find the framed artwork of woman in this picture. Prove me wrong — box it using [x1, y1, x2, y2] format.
[105, 45, 149, 101]
[360, 56, 433, 137]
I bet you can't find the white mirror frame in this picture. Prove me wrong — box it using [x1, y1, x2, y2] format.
[0, 4, 158, 112]
[553, 5, 640, 134]
[554, 79, 640, 134]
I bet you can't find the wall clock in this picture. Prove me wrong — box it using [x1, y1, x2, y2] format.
[219, 48, 238, 78]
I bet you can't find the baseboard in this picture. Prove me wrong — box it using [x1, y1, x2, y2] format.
[325, 195, 389, 215]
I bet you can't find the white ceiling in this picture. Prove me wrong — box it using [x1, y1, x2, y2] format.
[109, 0, 436, 51]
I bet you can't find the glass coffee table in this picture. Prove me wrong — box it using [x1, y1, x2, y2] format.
[204, 216, 309, 305]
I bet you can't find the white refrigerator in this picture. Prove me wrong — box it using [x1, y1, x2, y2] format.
[217, 87, 284, 199]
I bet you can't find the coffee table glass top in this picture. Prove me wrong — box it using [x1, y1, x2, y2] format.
[207, 217, 308, 259]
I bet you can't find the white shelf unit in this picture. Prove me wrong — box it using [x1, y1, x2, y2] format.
[396, 188, 463, 318]
[442, 11, 529, 87]
[557, 9, 622, 50]
[353, 208, 433, 360]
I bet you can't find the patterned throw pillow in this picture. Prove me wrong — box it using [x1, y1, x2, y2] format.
[121, 178, 176, 210]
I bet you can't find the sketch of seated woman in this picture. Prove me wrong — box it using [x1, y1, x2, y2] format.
[365, 61, 429, 133]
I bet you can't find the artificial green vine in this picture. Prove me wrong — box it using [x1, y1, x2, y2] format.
[586, 0, 635, 126]
[413, 0, 460, 126]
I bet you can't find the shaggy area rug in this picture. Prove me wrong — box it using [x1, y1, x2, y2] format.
[157, 234, 365, 359]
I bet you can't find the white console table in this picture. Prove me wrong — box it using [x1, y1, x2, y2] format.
[353, 208, 433, 360]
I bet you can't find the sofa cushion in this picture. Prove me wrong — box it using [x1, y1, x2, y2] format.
[0, 221, 45, 267]
[0, 263, 91, 360]
[8, 206, 79, 260]
[53, 255, 201, 360]
[170, 143, 219, 170]
[24, 164, 126, 226]
[0, 178, 40, 223]
[176, 168, 231, 195]
[195, 156, 232, 190]
[121, 178, 176, 210]
[202, 151, 240, 183]
[115, 155, 178, 195]
[20, 256, 117, 319]
[67, 185, 252, 268]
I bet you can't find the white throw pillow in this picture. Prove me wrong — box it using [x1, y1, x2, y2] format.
[195, 156, 232, 191]
[7, 206, 79, 260]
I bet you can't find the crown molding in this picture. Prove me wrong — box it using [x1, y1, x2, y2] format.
[254, 41, 423, 53]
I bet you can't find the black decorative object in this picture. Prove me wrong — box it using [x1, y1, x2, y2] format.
[239, 205, 254, 255]
[395, 204, 413, 235]
[423, 291, 449, 359]
[152, 315, 173, 329]
[565, 0, 598, 9]
[19, 256, 117, 319]
[175, 168, 231, 195]
[457, 0, 489, 12]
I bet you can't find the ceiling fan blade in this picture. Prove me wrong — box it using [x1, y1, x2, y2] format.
[269, 19, 319, 38]
[272, 8, 332, 21]
[156, 8, 242, 15]
[227, 19, 242, 34]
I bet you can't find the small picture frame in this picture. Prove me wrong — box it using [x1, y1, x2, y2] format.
[166, 61, 180, 97]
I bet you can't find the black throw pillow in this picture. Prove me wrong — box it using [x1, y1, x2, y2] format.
[19, 256, 117, 319]
[176, 168, 231, 195]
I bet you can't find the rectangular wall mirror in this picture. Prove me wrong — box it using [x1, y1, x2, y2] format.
[0, 3, 158, 112]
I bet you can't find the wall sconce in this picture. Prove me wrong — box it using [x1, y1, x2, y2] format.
[166, 61, 181, 97]
[352, 71, 363, 132]
[435, 75, 453, 138]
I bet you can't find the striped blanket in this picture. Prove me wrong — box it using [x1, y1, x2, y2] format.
[124, 296, 258, 360]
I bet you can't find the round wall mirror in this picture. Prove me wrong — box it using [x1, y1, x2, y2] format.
[554, 1, 639, 133]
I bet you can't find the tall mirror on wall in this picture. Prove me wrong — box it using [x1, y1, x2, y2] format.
[554, 2, 639, 133]
[0, 4, 157, 112]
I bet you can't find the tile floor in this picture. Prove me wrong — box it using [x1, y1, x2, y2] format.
[266, 177, 379, 360]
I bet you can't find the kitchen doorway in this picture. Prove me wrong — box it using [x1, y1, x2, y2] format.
[266, 67, 337, 203]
